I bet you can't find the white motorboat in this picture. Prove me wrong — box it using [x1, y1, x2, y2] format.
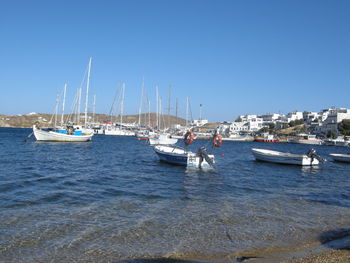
[329, 153, 350, 163]
[104, 126, 135, 136]
[149, 133, 178, 145]
[251, 148, 323, 166]
[222, 133, 254, 142]
[289, 134, 323, 145]
[323, 137, 349, 147]
[153, 145, 214, 168]
[33, 125, 93, 142]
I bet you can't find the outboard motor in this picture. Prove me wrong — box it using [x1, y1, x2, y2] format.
[306, 148, 325, 163]
[197, 146, 214, 167]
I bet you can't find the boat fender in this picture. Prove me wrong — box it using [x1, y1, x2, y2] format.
[184, 130, 195, 146]
[212, 133, 223, 147]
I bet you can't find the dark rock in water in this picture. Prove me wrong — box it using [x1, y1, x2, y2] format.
[236, 256, 261, 262]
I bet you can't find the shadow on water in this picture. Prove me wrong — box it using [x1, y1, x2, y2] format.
[319, 228, 350, 250]
[116, 259, 204, 263]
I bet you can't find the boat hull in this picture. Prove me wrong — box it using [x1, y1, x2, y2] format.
[289, 139, 323, 145]
[104, 129, 135, 136]
[329, 153, 350, 163]
[33, 126, 93, 142]
[252, 148, 319, 166]
[254, 139, 280, 143]
[149, 133, 178, 145]
[153, 145, 214, 168]
[222, 136, 254, 142]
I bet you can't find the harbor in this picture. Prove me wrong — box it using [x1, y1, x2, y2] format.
[1, 127, 350, 263]
[2, 1, 350, 262]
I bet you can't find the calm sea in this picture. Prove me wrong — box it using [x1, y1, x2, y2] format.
[0, 128, 349, 262]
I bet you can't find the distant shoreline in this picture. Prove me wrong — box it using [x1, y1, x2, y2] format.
[0, 113, 186, 129]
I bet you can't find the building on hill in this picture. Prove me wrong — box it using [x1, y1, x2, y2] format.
[308, 107, 350, 135]
[191, 119, 208, 127]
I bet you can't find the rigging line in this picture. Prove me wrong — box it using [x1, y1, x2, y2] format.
[108, 86, 120, 119]
[66, 89, 79, 125]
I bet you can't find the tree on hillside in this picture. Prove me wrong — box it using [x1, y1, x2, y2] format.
[338, 119, 350, 135]
[289, 119, 304, 127]
[327, 130, 337, 139]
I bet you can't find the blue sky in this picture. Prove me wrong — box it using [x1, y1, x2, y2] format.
[1, 0, 350, 122]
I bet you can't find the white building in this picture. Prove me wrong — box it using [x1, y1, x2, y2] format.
[322, 108, 350, 133]
[284, 111, 303, 123]
[303, 112, 320, 124]
[259, 113, 281, 122]
[307, 107, 350, 134]
[239, 114, 258, 122]
[248, 117, 264, 131]
[229, 121, 249, 133]
[191, 119, 208, 127]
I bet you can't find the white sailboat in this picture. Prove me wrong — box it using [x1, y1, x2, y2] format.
[32, 58, 94, 142]
[148, 133, 178, 145]
[33, 124, 93, 142]
[147, 87, 178, 145]
[104, 83, 135, 136]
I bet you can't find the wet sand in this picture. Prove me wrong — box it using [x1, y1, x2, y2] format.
[288, 249, 350, 263]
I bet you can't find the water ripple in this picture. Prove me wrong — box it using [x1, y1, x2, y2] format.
[0, 128, 350, 262]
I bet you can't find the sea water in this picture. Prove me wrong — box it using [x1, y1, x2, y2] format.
[0, 128, 349, 262]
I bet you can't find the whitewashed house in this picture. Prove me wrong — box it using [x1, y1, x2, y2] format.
[191, 119, 208, 127]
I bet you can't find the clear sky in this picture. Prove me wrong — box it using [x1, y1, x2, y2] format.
[1, 0, 350, 122]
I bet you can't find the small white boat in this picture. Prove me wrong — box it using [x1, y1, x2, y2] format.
[33, 125, 93, 142]
[222, 133, 254, 142]
[329, 153, 350, 163]
[324, 137, 349, 147]
[289, 134, 323, 145]
[251, 148, 322, 166]
[153, 145, 214, 168]
[104, 127, 135, 136]
[149, 133, 178, 145]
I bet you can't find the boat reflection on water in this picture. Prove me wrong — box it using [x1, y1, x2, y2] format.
[300, 165, 322, 176]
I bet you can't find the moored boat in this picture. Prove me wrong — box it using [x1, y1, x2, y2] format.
[323, 136, 349, 147]
[254, 135, 280, 143]
[251, 148, 323, 166]
[33, 124, 93, 142]
[153, 145, 214, 168]
[149, 133, 178, 145]
[329, 153, 350, 163]
[289, 134, 323, 145]
[222, 133, 254, 142]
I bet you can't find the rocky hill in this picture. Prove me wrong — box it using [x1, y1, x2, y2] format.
[0, 113, 186, 128]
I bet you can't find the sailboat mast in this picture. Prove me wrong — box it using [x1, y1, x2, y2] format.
[93, 94, 96, 123]
[84, 57, 92, 126]
[121, 83, 125, 126]
[175, 98, 178, 122]
[156, 86, 159, 129]
[77, 88, 82, 124]
[54, 93, 59, 128]
[186, 96, 189, 128]
[138, 77, 144, 126]
[61, 83, 67, 126]
[167, 85, 171, 129]
[148, 100, 151, 127]
[159, 96, 162, 130]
